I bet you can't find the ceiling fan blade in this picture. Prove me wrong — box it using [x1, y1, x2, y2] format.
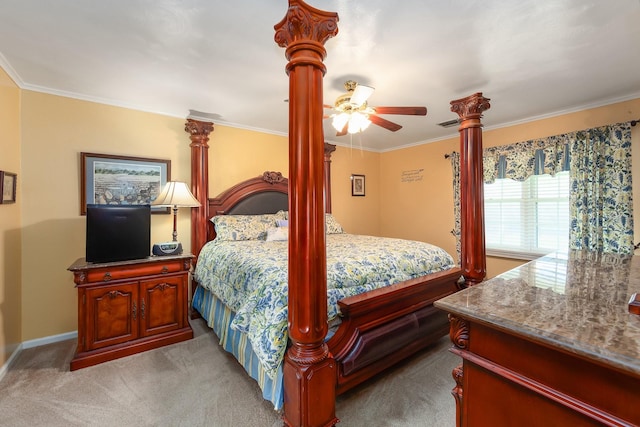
[373, 106, 427, 116]
[370, 114, 403, 132]
[350, 84, 375, 107]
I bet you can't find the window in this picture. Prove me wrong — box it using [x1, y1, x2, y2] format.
[484, 171, 569, 260]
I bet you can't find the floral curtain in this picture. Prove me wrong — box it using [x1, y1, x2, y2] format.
[449, 121, 634, 258]
[569, 123, 634, 254]
[449, 152, 461, 263]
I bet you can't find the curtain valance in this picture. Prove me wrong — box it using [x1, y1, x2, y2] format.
[483, 136, 571, 183]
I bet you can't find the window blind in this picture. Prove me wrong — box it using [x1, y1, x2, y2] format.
[484, 171, 570, 260]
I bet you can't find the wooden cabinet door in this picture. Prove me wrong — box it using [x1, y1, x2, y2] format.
[139, 275, 185, 338]
[85, 283, 139, 351]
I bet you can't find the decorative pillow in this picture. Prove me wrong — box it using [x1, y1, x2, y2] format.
[271, 214, 344, 233]
[325, 213, 344, 234]
[265, 226, 289, 241]
[212, 214, 282, 241]
[274, 210, 287, 220]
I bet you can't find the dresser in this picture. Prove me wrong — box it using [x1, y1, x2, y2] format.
[435, 251, 640, 427]
[68, 254, 194, 370]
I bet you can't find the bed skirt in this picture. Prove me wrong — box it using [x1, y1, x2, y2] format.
[192, 285, 284, 410]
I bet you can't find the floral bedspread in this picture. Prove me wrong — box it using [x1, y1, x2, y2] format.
[193, 233, 455, 378]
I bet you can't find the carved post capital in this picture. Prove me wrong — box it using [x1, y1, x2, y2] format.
[274, 0, 338, 50]
[274, 0, 338, 75]
[184, 119, 214, 147]
[324, 142, 337, 157]
[450, 92, 491, 123]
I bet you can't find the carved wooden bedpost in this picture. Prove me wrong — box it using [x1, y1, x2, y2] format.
[184, 119, 214, 259]
[324, 143, 336, 213]
[275, 1, 339, 426]
[450, 93, 490, 286]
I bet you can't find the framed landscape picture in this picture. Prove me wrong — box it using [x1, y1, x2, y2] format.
[80, 152, 170, 215]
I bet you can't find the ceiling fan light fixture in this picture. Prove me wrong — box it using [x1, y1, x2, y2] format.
[332, 113, 350, 132]
[348, 111, 371, 134]
[327, 80, 425, 136]
[332, 111, 371, 135]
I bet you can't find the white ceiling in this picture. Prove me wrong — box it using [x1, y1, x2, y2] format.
[1, 1, 639, 151]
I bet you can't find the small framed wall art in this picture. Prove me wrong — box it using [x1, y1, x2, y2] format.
[351, 174, 365, 196]
[0, 171, 16, 204]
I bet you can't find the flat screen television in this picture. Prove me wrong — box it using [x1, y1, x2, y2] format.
[86, 204, 151, 263]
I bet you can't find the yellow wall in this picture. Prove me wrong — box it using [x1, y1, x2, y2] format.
[330, 146, 381, 235]
[208, 126, 288, 196]
[0, 68, 21, 365]
[380, 97, 640, 278]
[380, 141, 456, 251]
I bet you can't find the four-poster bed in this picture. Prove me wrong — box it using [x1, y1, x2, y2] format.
[184, 1, 489, 426]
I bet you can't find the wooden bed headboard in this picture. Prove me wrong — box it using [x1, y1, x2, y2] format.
[205, 171, 289, 242]
[179, 139, 336, 258]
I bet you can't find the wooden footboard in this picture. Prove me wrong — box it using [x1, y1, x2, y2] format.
[328, 267, 463, 394]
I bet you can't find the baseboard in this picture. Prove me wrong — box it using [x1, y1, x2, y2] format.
[0, 331, 78, 382]
[21, 331, 77, 349]
[0, 342, 23, 383]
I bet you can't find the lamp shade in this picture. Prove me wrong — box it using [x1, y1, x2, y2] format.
[151, 181, 200, 207]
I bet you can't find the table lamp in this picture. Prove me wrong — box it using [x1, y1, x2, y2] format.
[151, 181, 200, 255]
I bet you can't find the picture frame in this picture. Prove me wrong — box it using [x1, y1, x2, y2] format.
[0, 171, 17, 204]
[351, 174, 365, 196]
[80, 152, 171, 215]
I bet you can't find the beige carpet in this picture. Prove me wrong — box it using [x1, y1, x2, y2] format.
[0, 319, 458, 427]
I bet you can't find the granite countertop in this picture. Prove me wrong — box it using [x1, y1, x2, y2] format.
[434, 250, 640, 377]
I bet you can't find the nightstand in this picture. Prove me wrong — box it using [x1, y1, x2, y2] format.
[68, 254, 194, 370]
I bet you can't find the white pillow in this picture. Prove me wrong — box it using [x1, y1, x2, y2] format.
[325, 213, 344, 234]
[265, 226, 289, 241]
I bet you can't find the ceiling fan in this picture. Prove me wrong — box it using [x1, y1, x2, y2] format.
[325, 80, 427, 136]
